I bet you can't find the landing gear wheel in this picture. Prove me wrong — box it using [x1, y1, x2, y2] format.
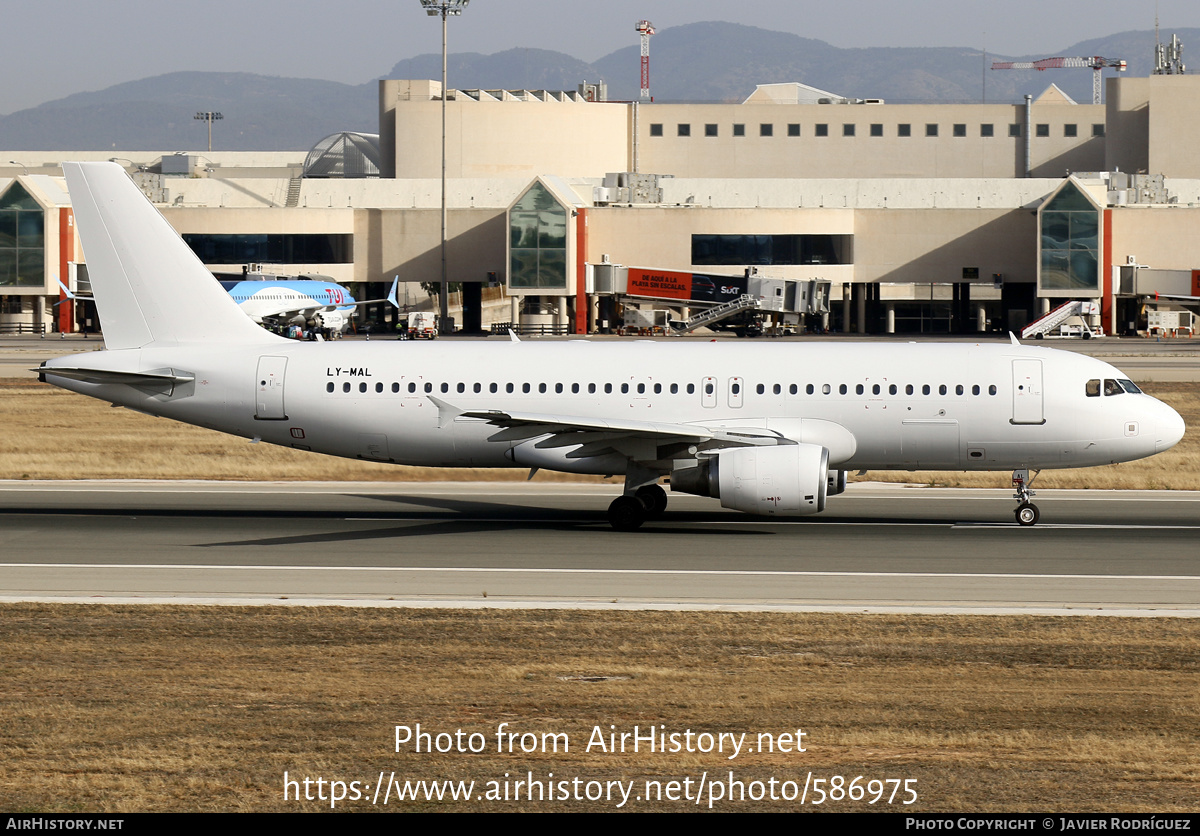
[1015, 502, 1040, 526]
[608, 495, 646, 531]
[635, 484, 668, 518]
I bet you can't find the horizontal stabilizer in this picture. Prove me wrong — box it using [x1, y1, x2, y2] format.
[38, 366, 195, 386]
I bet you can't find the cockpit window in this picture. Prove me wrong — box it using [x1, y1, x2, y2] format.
[1103, 379, 1123, 396]
[1085, 379, 1100, 397]
[1119, 379, 1141, 394]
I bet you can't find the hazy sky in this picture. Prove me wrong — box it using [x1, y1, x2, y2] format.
[2, 0, 1196, 115]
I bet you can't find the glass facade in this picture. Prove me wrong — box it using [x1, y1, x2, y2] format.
[1040, 181, 1099, 292]
[181, 234, 351, 264]
[691, 234, 853, 266]
[509, 181, 568, 290]
[0, 184, 44, 287]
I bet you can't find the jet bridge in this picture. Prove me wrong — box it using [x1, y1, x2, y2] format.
[590, 263, 830, 334]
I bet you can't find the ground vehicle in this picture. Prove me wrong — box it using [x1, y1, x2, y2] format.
[407, 312, 438, 340]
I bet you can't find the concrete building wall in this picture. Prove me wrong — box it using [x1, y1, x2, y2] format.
[1110, 207, 1200, 271]
[637, 102, 1105, 179]
[1147, 76, 1200, 179]
[854, 208, 1037, 285]
[391, 97, 630, 180]
[357, 207, 506, 287]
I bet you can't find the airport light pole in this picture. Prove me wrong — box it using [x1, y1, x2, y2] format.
[194, 112, 223, 153]
[419, 0, 469, 334]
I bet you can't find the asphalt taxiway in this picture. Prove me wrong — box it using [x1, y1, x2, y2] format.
[3, 481, 1197, 615]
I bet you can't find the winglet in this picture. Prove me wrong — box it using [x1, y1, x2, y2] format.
[55, 275, 75, 299]
[508, 329, 521, 342]
[427, 395, 464, 428]
[386, 277, 400, 309]
[1009, 331, 1021, 346]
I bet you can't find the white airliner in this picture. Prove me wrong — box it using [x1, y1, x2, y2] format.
[41, 163, 1185, 530]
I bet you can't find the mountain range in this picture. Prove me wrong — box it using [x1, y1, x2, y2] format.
[1, 22, 1194, 152]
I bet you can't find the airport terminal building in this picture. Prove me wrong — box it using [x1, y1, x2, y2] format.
[2, 73, 1200, 336]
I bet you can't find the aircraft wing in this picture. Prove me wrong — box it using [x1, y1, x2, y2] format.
[430, 398, 802, 469]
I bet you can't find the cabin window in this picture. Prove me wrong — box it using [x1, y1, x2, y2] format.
[621, 383, 629, 394]
[889, 384, 898, 395]
[490, 383, 498, 393]
[955, 384, 963, 395]
[756, 384, 765, 395]
[670, 383, 678, 394]
[789, 384, 797, 395]
[589, 383, 596, 394]
[839, 384, 848, 395]
[523, 383, 531, 393]
[424, 382, 433, 393]
[989, 385, 998, 395]
[605, 383, 613, 394]
[687, 383, 696, 395]
[474, 383, 482, 393]
[806, 384, 815, 395]
[326, 382, 334, 393]
[731, 382, 741, 395]
[342, 382, 351, 393]
[906, 384, 914, 395]
[822, 384, 831, 395]
[506, 383, 514, 393]
[555, 383, 564, 394]
[939, 384, 947, 395]
[773, 384, 782, 395]
[922, 385, 931, 395]
[376, 383, 383, 393]
[704, 382, 714, 395]
[456, 383, 465, 393]
[539, 383, 547, 394]
[359, 383, 368, 393]
[872, 384, 881, 395]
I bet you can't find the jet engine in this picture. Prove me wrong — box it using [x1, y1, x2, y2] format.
[671, 443, 829, 515]
[313, 310, 346, 333]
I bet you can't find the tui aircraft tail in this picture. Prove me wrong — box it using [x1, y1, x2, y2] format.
[62, 162, 278, 350]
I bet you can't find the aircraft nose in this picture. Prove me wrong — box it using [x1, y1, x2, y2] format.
[1155, 401, 1186, 453]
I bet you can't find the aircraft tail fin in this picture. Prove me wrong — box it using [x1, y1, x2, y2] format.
[62, 162, 277, 350]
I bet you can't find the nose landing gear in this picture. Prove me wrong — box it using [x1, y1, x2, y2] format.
[1012, 469, 1041, 526]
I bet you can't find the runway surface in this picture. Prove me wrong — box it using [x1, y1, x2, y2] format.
[3, 481, 1198, 615]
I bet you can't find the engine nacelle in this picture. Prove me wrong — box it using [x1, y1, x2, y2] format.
[313, 310, 346, 332]
[671, 443, 829, 516]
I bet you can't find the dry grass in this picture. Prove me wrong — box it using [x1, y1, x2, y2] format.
[0, 605, 1196, 812]
[2, 379, 1197, 488]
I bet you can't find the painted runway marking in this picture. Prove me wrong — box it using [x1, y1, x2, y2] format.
[3, 563, 1199, 582]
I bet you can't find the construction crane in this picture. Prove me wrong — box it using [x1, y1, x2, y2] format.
[990, 56, 1127, 104]
[635, 20, 655, 101]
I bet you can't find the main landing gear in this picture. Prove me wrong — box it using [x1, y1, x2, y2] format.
[1012, 469, 1041, 526]
[607, 484, 667, 531]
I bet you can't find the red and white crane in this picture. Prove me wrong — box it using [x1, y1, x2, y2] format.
[636, 20, 655, 101]
[990, 56, 1127, 104]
